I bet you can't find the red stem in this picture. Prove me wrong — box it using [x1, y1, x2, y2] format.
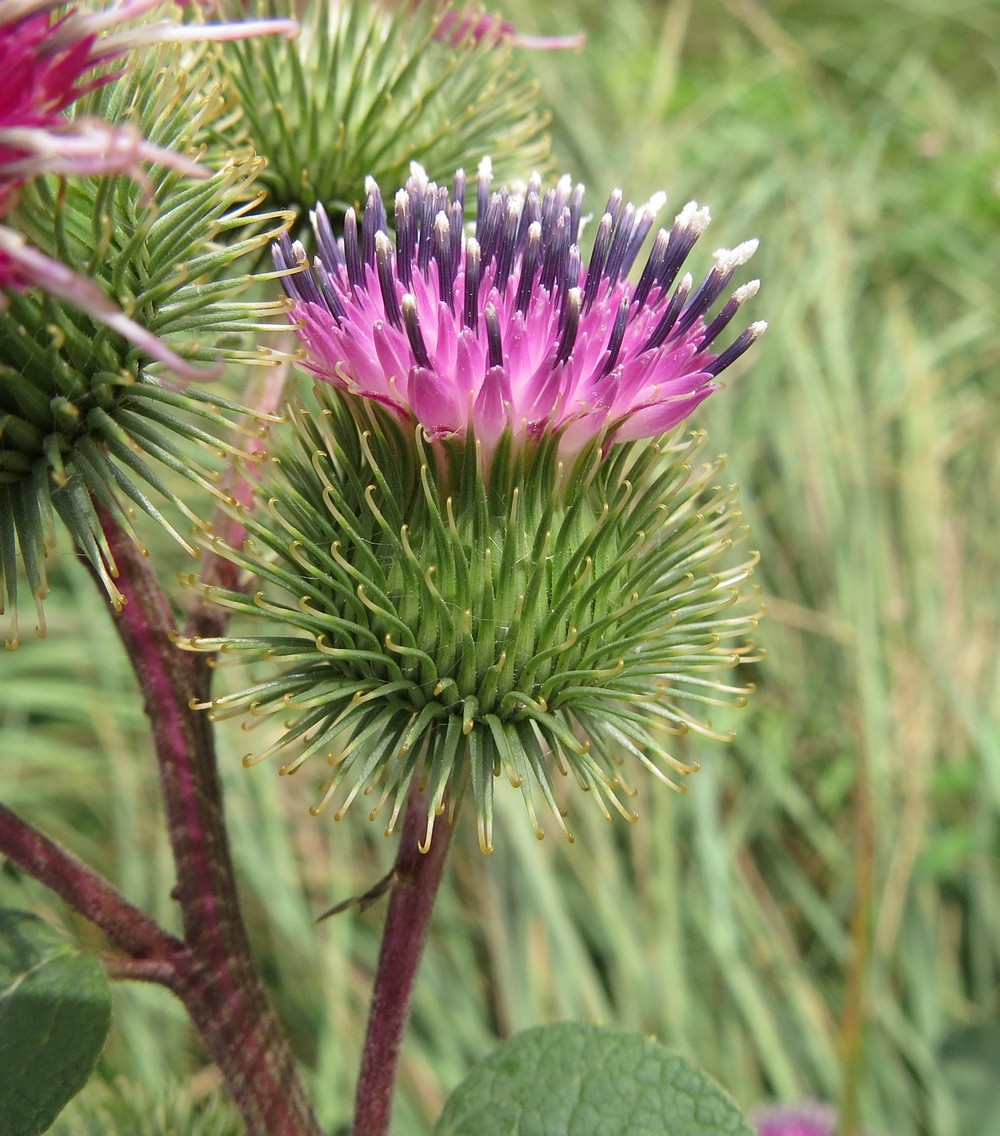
[103, 955, 180, 984]
[351, 787, 455, 1136]
[95, 510, 321, 1136]
[3, 365, 321, 1134]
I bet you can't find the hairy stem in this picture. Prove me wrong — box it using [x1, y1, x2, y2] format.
[95, 508, 321, 1136]
[351, 787, 455, 1136]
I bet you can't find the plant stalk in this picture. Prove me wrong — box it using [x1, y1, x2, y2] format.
[351, 786, 455, 1136]
[95, 508, 322, 1136]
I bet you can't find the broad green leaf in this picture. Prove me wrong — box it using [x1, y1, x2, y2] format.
[434, 1021, 756, 1136]
[0, 910, 111, 1136]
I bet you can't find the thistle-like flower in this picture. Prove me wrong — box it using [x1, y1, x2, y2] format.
[273, 160, 765, 455]
[179, 164, 764, 853]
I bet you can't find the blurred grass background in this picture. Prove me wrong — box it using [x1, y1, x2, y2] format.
[3, 0, 1000, 1133]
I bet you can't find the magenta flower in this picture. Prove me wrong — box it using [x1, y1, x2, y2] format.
[0, 0, 296, 373]
[274, 159, 764, 455]
[0, 0, 297, 212]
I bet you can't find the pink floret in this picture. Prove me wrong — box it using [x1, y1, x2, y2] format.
[276, 160, 765, 455]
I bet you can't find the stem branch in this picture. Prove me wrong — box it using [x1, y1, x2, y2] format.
[0, 801, 184, 963]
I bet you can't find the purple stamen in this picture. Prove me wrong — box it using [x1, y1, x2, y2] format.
[555, 287, 581, 364]
[632, 229, 669, 310]
[434, 212, 455, 310]
[703, 321, 767, 376]
[417, 190, 437, 274]
[375, 232, 403, 329]
[539, 210, 570, 292]
[567, 182, 586, 243]
[312, 203, 343, 274]
[463, 238, 482, 331]
[278, 164, 764, 456]
[582, 212, 614, 312]
[671, 241, 758, 342]
[402, 294, 432, 369]
[484, 302, 504, 367]
[601, 295, 632, 376]
[476, 157, 492, 233]
[514, 222, 542, 315]
[492, 199, 522, 293]
[643, 273, 692, 351]
[476, 191, 505, 268]
[343, 207, 363, 292]
[452, 167, 467, 214]
[701, 281, 760, 348]
[362, 180, 383, 269]
[656, 203, 711, 298]
[620, 193, 666, 282]
[601, 202, 636, 290]
[394, 190, 415, 291]
[449, 200, 464, 275]
[315, 260, 347, 324]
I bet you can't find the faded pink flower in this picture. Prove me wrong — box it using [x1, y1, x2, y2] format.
[753, 1102, 840, 1136]
[425, 5, 585, 51]
[275, 159, 764, 455]
[0, 0, 296, 373]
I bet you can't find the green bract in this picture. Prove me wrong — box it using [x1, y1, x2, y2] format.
[211, 0, 550, 223]
[178, 388, 760, 852]
[0, 43, 291, 646]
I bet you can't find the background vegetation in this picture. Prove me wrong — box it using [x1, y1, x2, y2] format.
[3, 1, 999, 1133]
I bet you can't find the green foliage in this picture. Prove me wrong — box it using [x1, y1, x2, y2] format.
[4, 2, 1000, 1136]
[49, 1077, 244, 1136]
[0, 910, 111, 1136]
[435, 1022, 756, 1136]
[496, 0, 1000, 1132]
[212, 1, 550, 224]
[939, 1022, 1000, 1136]
[0, 40, 290, 642]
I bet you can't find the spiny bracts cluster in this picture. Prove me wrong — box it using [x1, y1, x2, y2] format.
[177, 390, 761, 853]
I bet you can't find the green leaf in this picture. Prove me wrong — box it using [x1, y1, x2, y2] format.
[434, 1021, 756, 1136]
[0, 910, 111, 1136]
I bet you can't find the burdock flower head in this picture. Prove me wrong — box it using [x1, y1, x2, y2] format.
[273, 159, 764, 455]
[179, 162, 765, 853]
